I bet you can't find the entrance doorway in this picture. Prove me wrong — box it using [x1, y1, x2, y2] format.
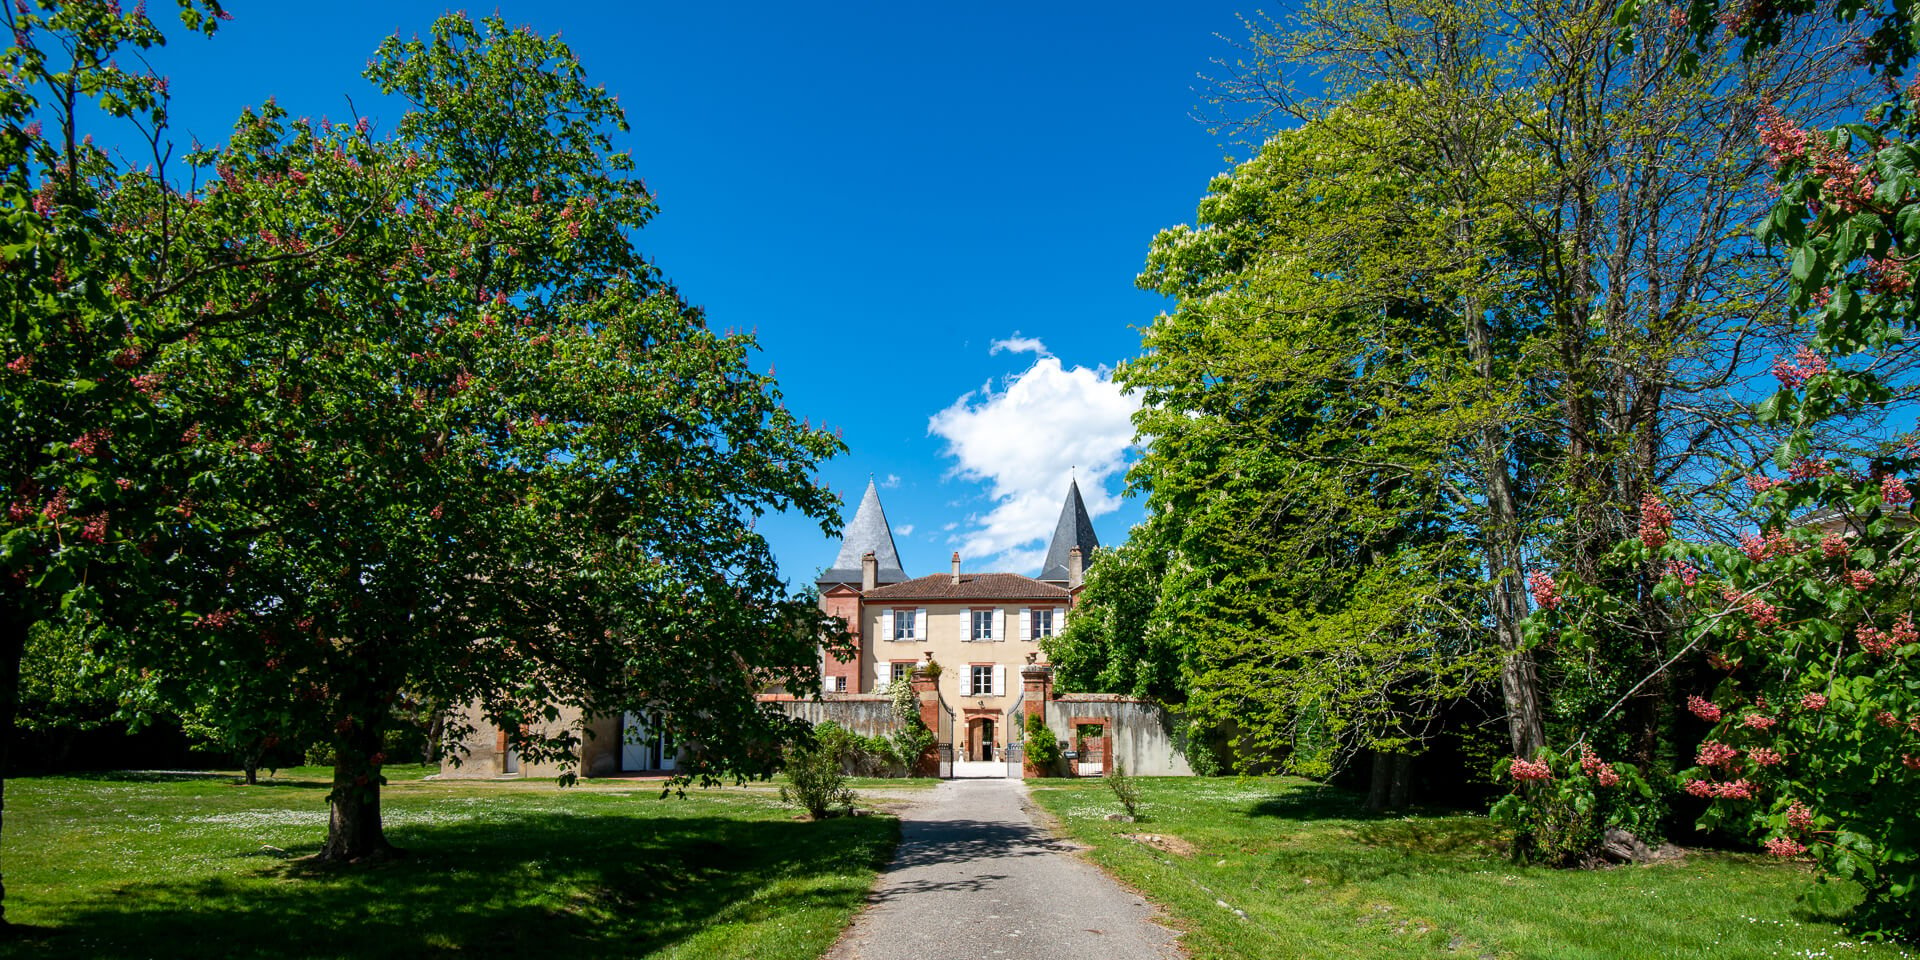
[970, 717, 997, 762]
[621, 713, 676, 772]
[951, 715, 1006, 778]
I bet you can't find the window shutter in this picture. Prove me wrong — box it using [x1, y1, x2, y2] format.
[874, 665, 887, 691]
[1054, 606, 1066, 634]
[881, 609, 894, 643]
[916, 607, 927, 640]
[993, 608, 1005, 641]
[1018, 608, 1030, 642]
[992, 664, 1006, 697]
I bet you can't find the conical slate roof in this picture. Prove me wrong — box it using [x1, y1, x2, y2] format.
[817, 479, 909, 587]
[1039, 478, 1099, 582]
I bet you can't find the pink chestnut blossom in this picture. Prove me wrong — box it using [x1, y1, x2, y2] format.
[1509, 758, 1553, 782]
[1764, 837, 1808, 857]
[1526, 571, 1562, 611]
[1771, 345, 1829, 388]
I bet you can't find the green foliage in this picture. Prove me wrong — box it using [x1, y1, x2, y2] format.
[811, 720, 914, 777]
[23, 11, 846, 861]
[879, 678, 933, 773]
[780, 732, 857, 819]
[1488, 748, 1660, 866]
[1022, 712, 1060, 769]
[17, 622, 124, 735]
[1044, 537, 1181, 701]
[1540, 9, 1920, 932]
[1114, 95, 1514, 777]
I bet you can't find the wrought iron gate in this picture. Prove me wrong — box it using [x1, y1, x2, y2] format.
[935, 690, 954, 779]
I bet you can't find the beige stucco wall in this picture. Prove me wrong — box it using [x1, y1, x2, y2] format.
[859, 601, 1064, 712]
[437, 701, 620, 780]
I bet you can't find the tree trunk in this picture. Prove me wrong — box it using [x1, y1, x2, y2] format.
[242, 753, 259, 786]
[316, 720, 395, 863]
[1459, 252, 1549, 760]
[1388, 752, 1414, 810]
[1364, 750, 1392, 813]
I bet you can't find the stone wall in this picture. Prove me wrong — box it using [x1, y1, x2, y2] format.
[759, 693, 902, 738]
[437, 701, 615, 780]
[1040, 694, 1194, 777]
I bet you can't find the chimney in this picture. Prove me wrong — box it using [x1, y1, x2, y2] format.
[861, 551, 878, 591]
[951, 551, 962, 585]
[1068, 546, 1083, 590]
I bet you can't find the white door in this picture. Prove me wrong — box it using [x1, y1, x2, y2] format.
[621, 712, 649, 771]
[622, 713, 677, 771]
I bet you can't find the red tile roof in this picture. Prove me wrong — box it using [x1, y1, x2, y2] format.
[862, 572, 1070, 601]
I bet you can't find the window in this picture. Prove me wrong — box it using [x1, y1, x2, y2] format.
[890, 661, 915, 683]
[893, 609, 918, 641]
[822, 675, 845, 693]
[970, 664, 994, 696]
[1030, 608, 1055, 639]
[971, 609, 995, 641]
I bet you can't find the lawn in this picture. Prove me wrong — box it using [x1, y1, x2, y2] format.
[1028, 776, 1918, 960]
[0, 765, 918, 959]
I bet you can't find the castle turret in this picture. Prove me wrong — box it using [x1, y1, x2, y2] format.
[1039, 478, 1098, 584]
[817, 478, 909, 588]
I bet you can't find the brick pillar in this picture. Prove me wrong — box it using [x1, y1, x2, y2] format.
[912, 664, 941, 777]
[1021, 663, 1053, 777]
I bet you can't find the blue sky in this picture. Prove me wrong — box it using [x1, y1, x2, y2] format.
[124, 1, 1264, 584]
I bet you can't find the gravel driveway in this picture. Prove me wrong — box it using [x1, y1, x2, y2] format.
[827, 777, 1183, 960]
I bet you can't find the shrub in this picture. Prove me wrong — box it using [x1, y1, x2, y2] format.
[1023, 713, 1060, 771]
[779, 734, 856, 819]
[1490, 746, 1658, 866]
[1107, 760, 1143, 819]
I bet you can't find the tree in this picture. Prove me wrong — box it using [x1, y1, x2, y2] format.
[1543, 1, 1920, 931]
[1044, 530, 1181, 703]
[99, 14, 846, 862]
[3, 0, 237, 925]
[1103, 91, 1515, 792]
[1188, 0, 1874, 775]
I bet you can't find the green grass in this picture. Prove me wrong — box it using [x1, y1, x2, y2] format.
[1029, 776, 1918, 960]
[0, 766, 899, 959]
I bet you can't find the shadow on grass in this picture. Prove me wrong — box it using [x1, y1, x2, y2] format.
[1244, 782, 1386, 822]
[18, 812, 897, 960]
[36, 770, 240, 785]
[1350, 817, 1505, 857]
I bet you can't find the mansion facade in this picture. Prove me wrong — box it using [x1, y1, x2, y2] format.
[815, 477, 1097, 762]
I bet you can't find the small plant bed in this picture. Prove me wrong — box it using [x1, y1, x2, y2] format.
[0, 768, 898, 959]
[1028, 777, 1917, 960]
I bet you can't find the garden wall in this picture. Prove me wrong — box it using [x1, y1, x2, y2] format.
[1042, 694, 1194, 777]
[759, 694, 901, 738]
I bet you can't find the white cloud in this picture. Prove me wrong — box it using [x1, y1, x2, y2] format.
[894, 524, 915, 537]
[989, 334, 1050, 357]
[879, 473, 901, 488]
[928, 355, 1140, 574]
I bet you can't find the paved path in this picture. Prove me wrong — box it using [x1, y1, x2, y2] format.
[828, 777, 1182, 960]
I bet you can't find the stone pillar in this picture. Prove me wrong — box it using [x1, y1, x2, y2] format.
[912, 662, 941, 777]
[1021, 663, 1053, 777]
